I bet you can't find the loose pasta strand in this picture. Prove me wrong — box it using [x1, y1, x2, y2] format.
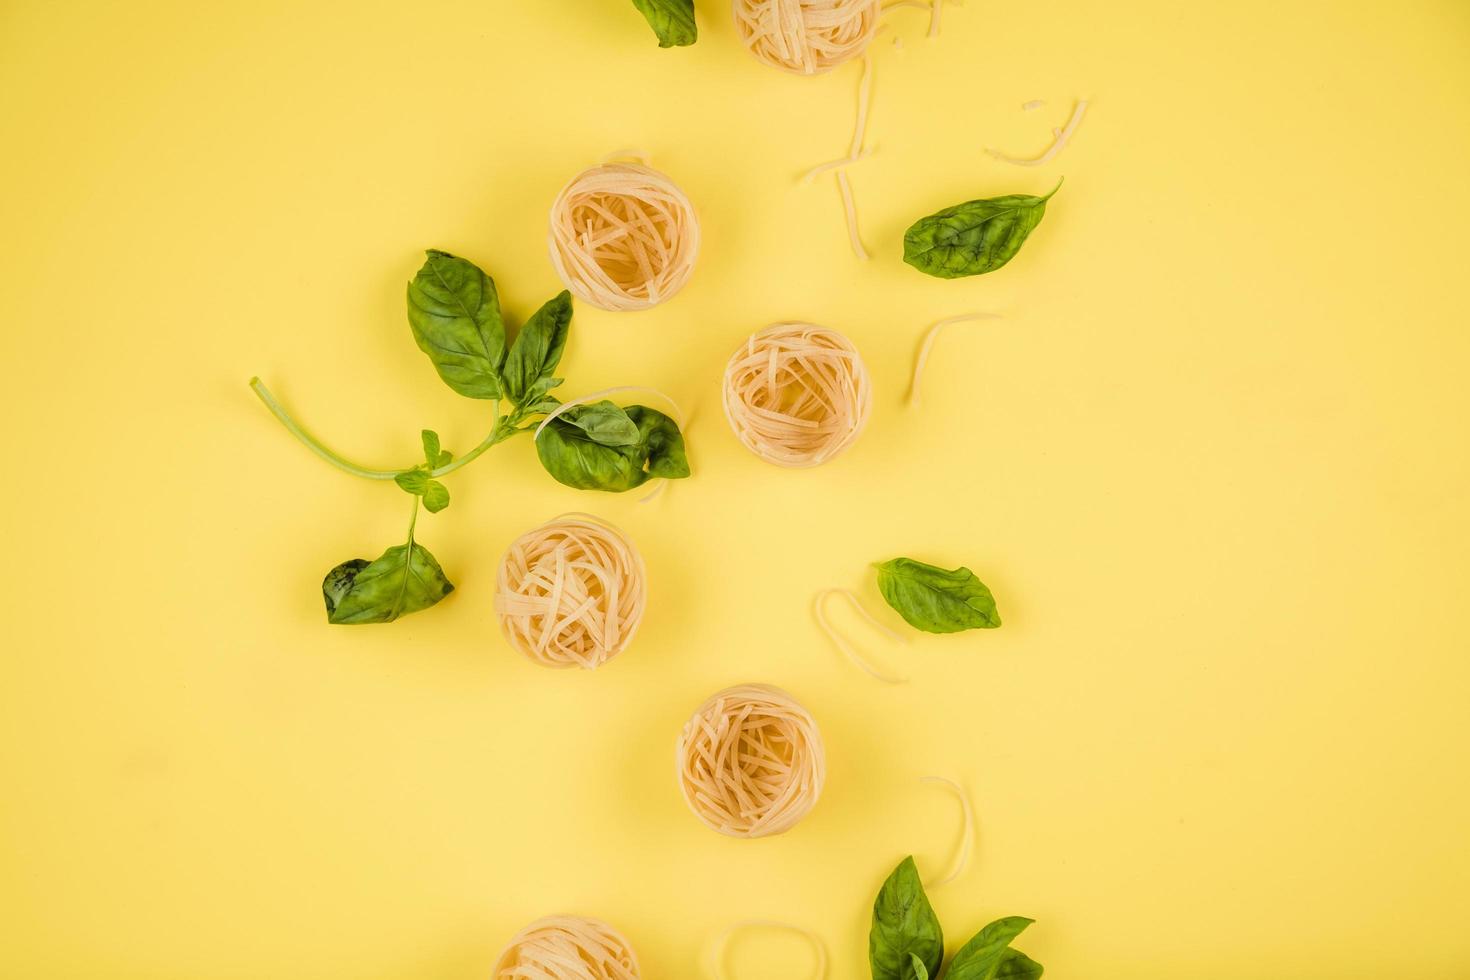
[708, 920, 828, 980]
[987, 98, 1090, 166]
[908, 313, 1002, 405]
[814, 588, 908, 684]
[835, 170, 869, 260]
[920, 775, 976, 887]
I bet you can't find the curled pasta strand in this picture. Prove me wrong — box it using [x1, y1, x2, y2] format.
[919, 775, 975, 887]
[707, 919, 828, 980]
[987, 99, 1090, 167]
[814, 588, 907, 684]
[908, 313, 1002, 406]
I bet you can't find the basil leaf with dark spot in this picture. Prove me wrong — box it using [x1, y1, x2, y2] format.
[903, 179, 1061, 279]
[323, 543, 454, 625]
[946, 918, 1036, 980]
[503, 290, 571, 408]
[631, 0, 696, 47]
[406, 250, 506, 399]
[535, 404, 689, 492]
[875, 558, 1001, 633]
[869, 856, 944, 980]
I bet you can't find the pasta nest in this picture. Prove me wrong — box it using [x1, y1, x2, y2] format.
[732, 0, 881, 75]
[494, 515, 647, 670]
[722, 322, 873, 468]
[548, 162, 700, 312]
[676, 684, 827, 838]
[494, 915, 641, 980]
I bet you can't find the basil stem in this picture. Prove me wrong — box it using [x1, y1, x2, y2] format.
[248, 377, 510, 481]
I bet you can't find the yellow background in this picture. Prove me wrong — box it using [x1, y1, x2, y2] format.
[3, 1, 1468, 976]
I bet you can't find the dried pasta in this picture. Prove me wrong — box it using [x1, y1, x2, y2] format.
[494, 915, 640, 980]
[722, 323, 873, 468]
[732, 0, 881, 75]
[677, 684, 826, 838]
[708, 920, 828, 979]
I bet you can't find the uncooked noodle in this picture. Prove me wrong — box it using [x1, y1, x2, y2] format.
[908, 312, 1001, 405]
[732, 0, 881, 75]
[494, 515, 647, 670]
[494, 915, 640, 980]
[677, 684, 826, 838]
[919, 775, 975, 887]
[548, 162, 700, 311]
[708, 920, 829, 979]
[813, 588, 907, 683]
[722, 323, 873, 468]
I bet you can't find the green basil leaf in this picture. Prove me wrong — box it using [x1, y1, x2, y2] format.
[394, 467, 430, 495]
[630, 0, 696, 47]
[503, 290, 571, 407]
[945, 918, 1035, 980]
[869, 856, 943, 980]
[535, 404, 689, 492]
[903, 180, 1061, 279]
[323, 542, 454, 625]
[994, 949, 1044, 980]
[421, 480, 450, 513]
[875, 558, 1001, 633]
[420, 429, 451, 468]
[406, 250, 505, 399]
[560, 400, 641, 447]
[322, 559, 370, 617]
[908, 953, 931, 980]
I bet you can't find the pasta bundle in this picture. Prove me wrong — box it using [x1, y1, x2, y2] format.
[494, 915, 641, 980]
[722, 322, 873, 468]
[494, 515, 647, 670]
[676, 684, 826, 838]
[732, 0, 881, 75]
[548, 162, 700, 312]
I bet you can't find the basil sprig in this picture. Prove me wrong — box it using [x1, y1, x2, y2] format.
[630, 0, 697, 47]
[903, 179, 1061, 279]
[251, 250, 691, 624]
[875, 558, 1001, 633]
[869, 857, 1043, 980]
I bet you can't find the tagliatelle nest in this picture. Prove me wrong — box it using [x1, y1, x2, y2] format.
[733, 0, 881, 75]
[723, 322, 873, 468]
[547, 162, 700, 312]
[676, 684, 826, 838]
[494, 515, 647, 670]
[494, 915, 641, 980]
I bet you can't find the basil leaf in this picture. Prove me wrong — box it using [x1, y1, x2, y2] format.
[875, 558, 1001, 633]
[559, 400, 641, 447]
[994, 949, 1044, 980]
[631, 0, 696, 47]
[903, 180, 1061, 279]
[946, 918, 1035, 980]
[909, 953, 931, 980]
[323, 542, 454, 625]
[421, 480, 450, 513]
[869, 856, 943, 980]
[406, 250, 506, 399]
[535, 404, 689, 492]
[503, 290, 571, 407]
[421, 429, 451, 468]
[394, 468, 430, 495]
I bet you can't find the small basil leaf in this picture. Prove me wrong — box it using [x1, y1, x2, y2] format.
[421, 480, 450, 514]
[869, 856, 944, 980]
[946, 918, 1036, 980]
[875, 558, 1001, 633]
[394, 467, 430, 495]
[322, 559, 370, 617]
[629, 405, 690, 479]
[503, 291, 571, 407]
[909, 953, 931, 980]
[420, 430, 442, 466]
[630, 0, 696, 47]
[406, 250, 506, 399]
[903, 180, 1061, 279]
[534, 404, 690, 492]
[994, 949, 1044, 980]
[324, 542, 454, 625]
[560, 400, 641, 447]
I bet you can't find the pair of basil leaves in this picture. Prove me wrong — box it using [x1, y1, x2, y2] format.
[322, 250, 689, 625]
[875, 558, 1001, 633]
[903, 180, 1062, 280]
[871, 857, 1043, 980]
[631, 0, 696, 48]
